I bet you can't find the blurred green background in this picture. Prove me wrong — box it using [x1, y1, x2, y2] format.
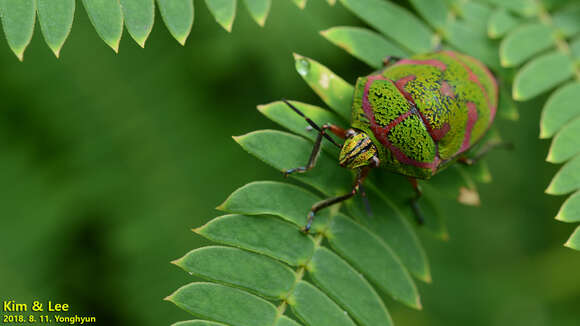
[1, 1, 579, 325]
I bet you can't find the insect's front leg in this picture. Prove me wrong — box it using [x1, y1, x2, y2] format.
[283, 123, 345, 177]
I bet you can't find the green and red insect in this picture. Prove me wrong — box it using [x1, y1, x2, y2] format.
[283, 50, 500, 232]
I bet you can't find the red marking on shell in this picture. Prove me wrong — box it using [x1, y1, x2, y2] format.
[460, 102, 478, 153]
[462, 55, 498, 121]
[363, 74, 441, 173]
[394, 59, 447, 71]
[442, 51, 496, 123]
[430, 123, 450, 141]
[362, 74, 388, 126]
[394, 75, 416, 104]
[440, 81, 455, 98]
[385, 110, 413, 133]
[393, 73, 451, 144]
[380, 133, 441, 172]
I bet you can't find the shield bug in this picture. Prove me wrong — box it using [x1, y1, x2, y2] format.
[284, 51, 504, 232]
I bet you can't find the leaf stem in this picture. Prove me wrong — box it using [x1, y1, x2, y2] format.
[273, 205, 339, 324]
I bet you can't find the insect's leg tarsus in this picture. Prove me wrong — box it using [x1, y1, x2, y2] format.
[459, 141, 514, 166]
[302, 167, 371, 233]
[408, 177, 425, 225]
[283, 124, 328, 177]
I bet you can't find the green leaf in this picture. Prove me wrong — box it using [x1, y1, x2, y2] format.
[167, 282, 277, 326]
[500, 24, 555, 68]
[82, 0, 123, 52]
[257, 101, 344, 155]
[288, 281, 356, 326]
[488, 8, 520, 39]
[571, 37, 580, 59]
[218, 181, 331, 229]
[293, 53, 354, 121]
[553, 3, 580, 37]
[275, 316, 302, 326]
[234, 130, 351, 195]
[195, 214, 315, 266]
[174, 246, 296, 299]
[454, 1, 492, 31]
[345, 182, 432, 280]
[339, 0, 435, 54]
[37, 0, 74, 57]
[308, 247, 392, 326]
[120, 0, 155, 47]
[157, 0, 194, 45]
[320, 27, 408, 69]
[0, 0, 36, 60]
[498, 83, 519, 120]
[513, 51, 575, 101]
[173, 321, 229, 326]
[205, 0, 237, 32]
[465, 160, 493, 184]
[556, 191, 580, 222]
[547, 117, 580, 163]
[546, 155, 580, 195]
[565, 226, 580, 250]
[408, 0, 448, 30]
[327, 215, 421, 309]
[444, 20, 500, 69]
[291, 0, 306, 10]
[479, 0, 538, 17]
[540, 82, 580, 139]
[425, 165, 479, 204]
[242, 0, 270, 26]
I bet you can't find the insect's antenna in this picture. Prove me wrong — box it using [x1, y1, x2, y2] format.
[281, 99, 341, 148]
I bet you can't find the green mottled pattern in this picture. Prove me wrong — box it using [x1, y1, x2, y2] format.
[350, 76, 390, 163]
[388, 115, 436, 162]
[349, 51, 496, 178]
[368, 79, 410, 127]
[384, 52, 492, 160]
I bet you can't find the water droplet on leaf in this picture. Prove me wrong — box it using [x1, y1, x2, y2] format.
[296, 58, 310, 76]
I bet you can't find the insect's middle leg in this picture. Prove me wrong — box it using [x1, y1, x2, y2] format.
[303, 167, 370, 233]
[283, 123, 346, 177]
[408, 177, 425, 225]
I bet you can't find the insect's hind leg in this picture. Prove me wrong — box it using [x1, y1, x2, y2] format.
[458, 140, 514, 166]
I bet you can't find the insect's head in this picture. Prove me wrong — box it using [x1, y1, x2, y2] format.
[339, 129, 380, 169]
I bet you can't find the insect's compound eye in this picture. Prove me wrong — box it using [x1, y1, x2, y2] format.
[345, 129, 356, 138]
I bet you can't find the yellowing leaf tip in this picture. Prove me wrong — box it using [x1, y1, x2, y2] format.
[545, 183, 557, 195]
